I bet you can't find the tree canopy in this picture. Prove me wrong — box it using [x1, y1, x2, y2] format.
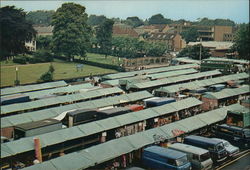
[0, 6, 36, 59]
[177, 44, 211, 60]
[124, 16, 144, 27]
[232, 23, 250, 60]
[195, 17, 235, 26]
[181, 27, 199, 43]
[51, 3, 92, 60]
[96, 19, 114, 57]
[148, 14, 172, 25]
[87, 15, 107, 26]
[26, 10, 55, 26]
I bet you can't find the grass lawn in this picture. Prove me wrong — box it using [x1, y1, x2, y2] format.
[1, 59, 117, 87]
[85, 53, 122, 66]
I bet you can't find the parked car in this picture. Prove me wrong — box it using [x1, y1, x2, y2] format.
[211, 138, 239, 157]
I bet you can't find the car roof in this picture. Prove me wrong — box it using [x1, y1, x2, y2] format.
[144, 146, 186, 159]
[169, 143, 209, 155]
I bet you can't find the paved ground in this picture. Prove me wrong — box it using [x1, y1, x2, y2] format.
[217, 151, 250, 170]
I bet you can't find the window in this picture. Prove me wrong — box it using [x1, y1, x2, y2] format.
[167, 159, 176, 166]
[200, 152, 210, 162]
[192, 154, 199, 160]
[176, 156, 188, 166]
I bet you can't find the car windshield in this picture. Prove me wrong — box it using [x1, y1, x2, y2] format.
[200, 152, 210, 162]
[223, 141, 229, 147]
[244, 129, 250, 138]
[176, 156, 188, 166]
[216, 143, 225, 151]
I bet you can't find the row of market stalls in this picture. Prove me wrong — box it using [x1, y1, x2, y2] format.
[1, 87, 124, 116]
[1, 81, 68, 96]
[1, 91, 153, 138]
[1, 98, 201, 164]
[22, 105, 231, 170]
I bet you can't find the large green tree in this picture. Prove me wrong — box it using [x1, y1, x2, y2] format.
[177, 44, 211, 60]
[148, 14, 172, 25]
[181, 27, 199, 43]
[232, 23, 250, 60]
[125, 16, 144, 27]
[96, 19, 114, 58]
[0, 6, 36, 59]
[195, 17, 235, 26]
[51, 3, 91, 60]
[26, 10, 55, 26]
[87, 15, 107, 26]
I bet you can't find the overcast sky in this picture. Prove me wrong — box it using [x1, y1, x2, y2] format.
[2, 0, 249, 23]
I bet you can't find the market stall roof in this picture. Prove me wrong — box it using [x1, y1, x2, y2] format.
[128, 70, 221, 90]
[1, 87, 124, 115]
[156, 72, 249, 94]
[1, 81, 67, 96]
[102, 64, 199, 80]
[203, 85, 250, 100]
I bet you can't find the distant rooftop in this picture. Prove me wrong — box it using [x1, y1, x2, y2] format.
[188, 41, 233, 50]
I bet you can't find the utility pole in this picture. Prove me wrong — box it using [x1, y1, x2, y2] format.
[199, 38, 202, 62]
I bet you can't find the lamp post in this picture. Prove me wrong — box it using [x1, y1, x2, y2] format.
[14, 67, 20, 86]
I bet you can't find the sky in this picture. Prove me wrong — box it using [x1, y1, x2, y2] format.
[1, 0, 249, 23]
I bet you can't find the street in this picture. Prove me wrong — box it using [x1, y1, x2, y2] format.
[217, 151, 250, 170]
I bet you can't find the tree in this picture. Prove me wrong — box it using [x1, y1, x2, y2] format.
[87, 15, 107, 26]
[125, 16, 144, 27]
[194, 17, 235, 26]
[148, 14, 172, 25]
[36, 35, 52, 50]
[96, 19, 114, 58]
[51, 3, 92, 60]
[26, 10, 55, 26]
[0, 6, 36, 59]
[232, 24, 250, 60]
[177, 45, 211, 60]
[181, 27, 199, 43]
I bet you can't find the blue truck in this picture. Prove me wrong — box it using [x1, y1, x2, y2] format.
[142, 145, 191, 169]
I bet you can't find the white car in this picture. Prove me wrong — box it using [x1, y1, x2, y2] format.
[211, 138, 239, 157]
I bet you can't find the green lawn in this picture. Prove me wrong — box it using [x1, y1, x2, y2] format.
[84, 53, 122, 66]
[1, 59, 117, 87]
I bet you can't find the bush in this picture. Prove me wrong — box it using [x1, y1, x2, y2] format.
[28, 57, 44, 64]
[13, 55, 27, 64]
[38, 71, 53, 82]
[33, 49, 54, 62]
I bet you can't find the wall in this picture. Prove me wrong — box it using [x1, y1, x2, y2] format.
[201, 97, 218, 111]
[214, 26, 233, 41]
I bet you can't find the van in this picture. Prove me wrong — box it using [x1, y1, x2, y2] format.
[168, 143, 213, 170]
[142, 145, 191, 170]
[183, 135, 228, 162]
[212, 124, 250, 148]
[211, 138, 239, 157]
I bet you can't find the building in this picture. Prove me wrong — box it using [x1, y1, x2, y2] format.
[33, 26, 53, 36]
[25, 26, 53, 51]
[146, 32, 186, 51]
[187, 41, 233, 57]
[134, 24, 167, 35]
[112, 25, 139, 38]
